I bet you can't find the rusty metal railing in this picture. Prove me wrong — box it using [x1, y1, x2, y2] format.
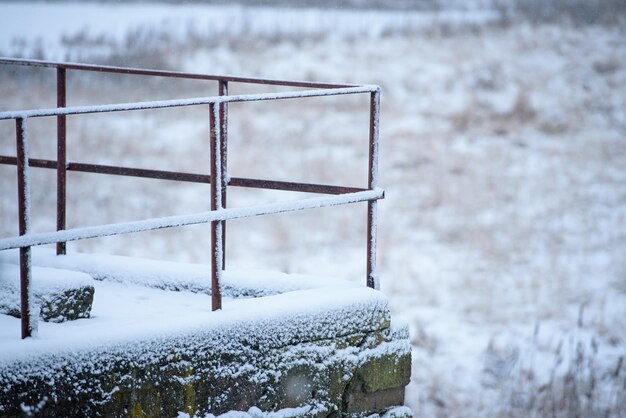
[0, 57, 382, 339]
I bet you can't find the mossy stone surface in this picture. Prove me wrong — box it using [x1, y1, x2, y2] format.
[39, 286, 95, 322]
[0, 285, 94, 323]
[1, 300, 409, 417]
[355, 352, 412, 394]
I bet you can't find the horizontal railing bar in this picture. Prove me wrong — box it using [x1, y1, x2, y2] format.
[228, 177, 365, 195]
[0, 156, 363, 194]
[0, 156, 210, 183]
[0, 188, 384, 250]
[0, 85, 378, 120]
[68, 162, 209, 183]
[0, 57, 354, 89]
[0, 155, 56, 170]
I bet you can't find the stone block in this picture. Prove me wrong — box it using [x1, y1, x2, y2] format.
[0, 264, 95, 322]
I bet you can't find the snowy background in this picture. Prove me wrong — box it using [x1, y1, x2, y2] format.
[1, 0, 625, 416]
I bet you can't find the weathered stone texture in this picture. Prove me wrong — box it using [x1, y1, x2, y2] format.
[0, 285, 94, 322]
[0, 321, 410, 417]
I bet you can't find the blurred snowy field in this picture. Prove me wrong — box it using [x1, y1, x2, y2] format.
[1, 1, 625, 416]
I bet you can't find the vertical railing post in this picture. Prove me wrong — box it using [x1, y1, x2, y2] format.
[209, 102, 223, 311]
[218, 80, 228, 269]
[366, 89, 380, 289]
[16, 117, 35, 338]
[56, 67, 67, 255]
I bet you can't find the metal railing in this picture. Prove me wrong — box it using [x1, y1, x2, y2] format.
[0, 58, 383, 339]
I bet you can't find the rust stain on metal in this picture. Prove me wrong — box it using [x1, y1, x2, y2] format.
[16, 117, 32, 339]
[56, 67, 67, 255]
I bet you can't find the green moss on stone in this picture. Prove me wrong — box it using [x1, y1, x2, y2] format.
[129, 401, 144, 418]
[356, 352, 411, 393]
[182, 366, 196, 415]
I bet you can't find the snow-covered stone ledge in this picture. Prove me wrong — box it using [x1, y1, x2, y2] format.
[0, 249, 361, 298]
[0, 251, 411, 417]
[0, 263, 94, 323]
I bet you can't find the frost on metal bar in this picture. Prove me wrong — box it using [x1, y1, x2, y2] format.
[367, 90, 381, 289]
[0, 189, 384, 251]
[15, 117, 37, 338]
[0, 86, 378, 121]
[209, 102, 224, 310]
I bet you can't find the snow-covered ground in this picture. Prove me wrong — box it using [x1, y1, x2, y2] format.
[1, 2, 625, 416]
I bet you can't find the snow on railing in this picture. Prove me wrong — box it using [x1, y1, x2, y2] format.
[0, 58, 383, 339]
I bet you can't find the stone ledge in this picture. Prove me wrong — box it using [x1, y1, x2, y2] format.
[1, 297, 409, 417]
[0, 264, 95, 322]
[0, 249, 361, 298]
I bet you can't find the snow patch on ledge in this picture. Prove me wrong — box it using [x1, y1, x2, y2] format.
[0, 249, 389, 364]
[0, 248, 360, 297]
[0, 263, 93, 294]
